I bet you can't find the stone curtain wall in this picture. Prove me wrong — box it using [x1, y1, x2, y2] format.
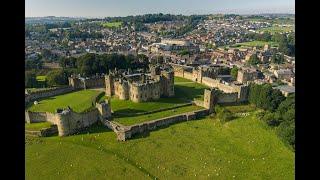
[25, 86, 75, 104]
[183, 72, 193, 80]
[202, 77, 220, 87]
[109, 109, 209, 141]
[170, 64, 249, 103]
[25, 126, 58, 137]
[193, 99, 204, 107]
[83, 77, 105, 89]
[217, 92, 238, 103]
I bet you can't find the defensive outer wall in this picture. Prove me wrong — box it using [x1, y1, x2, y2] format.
[104, 109, 209, 141]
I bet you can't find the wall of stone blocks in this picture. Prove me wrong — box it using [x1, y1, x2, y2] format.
[115, 109, 209, 141]
[217, 92, 238, 103]
[25, 87, 75, 104]
[183, 72, 193, 80]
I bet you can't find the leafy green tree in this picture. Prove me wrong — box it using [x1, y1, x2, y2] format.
[230, 67, 239, 78]
[179, 50, 190, 55]
[46, 69, 69, 86]
[248, 54, 260, 65]
[25, 71, 37, 88]
[278, 54, 285, 64]
[271, 53, 277, 64]
[41, 49, 52, 61]
[275, 121, 295, 149]
[217, 108, 233, 124]
[262, 112, 279, 126]
[278, 42, 290, 55]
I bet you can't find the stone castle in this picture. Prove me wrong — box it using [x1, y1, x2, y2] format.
[105, 64, 174, 103]
[170, 63, 248, 103]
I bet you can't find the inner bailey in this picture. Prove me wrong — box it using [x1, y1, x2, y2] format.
[105, 64, 174, 103]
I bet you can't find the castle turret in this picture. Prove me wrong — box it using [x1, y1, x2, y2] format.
[204, 88, 218, 113]
[96, 99, 112, 122]
[105, 73, 114, 97]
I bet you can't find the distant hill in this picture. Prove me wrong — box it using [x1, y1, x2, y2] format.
[25, 16, 87, 24]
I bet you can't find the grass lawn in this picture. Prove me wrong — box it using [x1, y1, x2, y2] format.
[228, 41, 279, 48]
[26, 107, 294, 179]
[36, 76, 47, 82]
[100, 96, 189, 115]
[25, 122, 53, 131]
[27, 90, 102, 113]
[102, 22, 122, 27]
[174, 82, 209, 101]
[174, 76, 193, 83]
[26, 87, 55, 93]
[243, 18, 295, 24]
[259, 26, 295, 34]
[114, 105, 205, 126]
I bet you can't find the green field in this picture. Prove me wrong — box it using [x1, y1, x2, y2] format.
[99, 96, 189, 116]
[175, 82, 208, 101]
[102, 22, 122, 27]
[259, 26, 295, 34]
[36, 76, 47, 82]
[27, 90, 102, 113]
[26, 106, 294, 179]
[115, 105, 204, 126]
[25, 122, 53, 131]
[228, 41, 279, 48]
[243, 18, 295, 24]
[174, 76, 193, 83]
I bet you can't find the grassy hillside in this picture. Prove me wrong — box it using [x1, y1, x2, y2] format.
[26, 108, 294, 179]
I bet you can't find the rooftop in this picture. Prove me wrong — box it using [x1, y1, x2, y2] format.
[273, 85, 295, 93]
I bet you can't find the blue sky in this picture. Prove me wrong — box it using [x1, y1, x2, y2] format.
[25, 0, 295, 17]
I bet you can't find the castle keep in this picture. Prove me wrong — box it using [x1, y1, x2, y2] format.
[105, 64, 174, 103]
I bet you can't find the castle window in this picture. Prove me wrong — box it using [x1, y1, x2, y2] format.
[140, 95, 142, 98]
[136, 95, 138, 98]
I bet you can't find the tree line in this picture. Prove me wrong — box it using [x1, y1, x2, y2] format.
[25, 53, 150, 88]
[243, 32, 295, 56]
[248, 83, 295, 149]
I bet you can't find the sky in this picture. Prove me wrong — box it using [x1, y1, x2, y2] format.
[25, 0, 295, 18]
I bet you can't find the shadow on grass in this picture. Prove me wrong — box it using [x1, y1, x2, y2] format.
[175, 84, 207, 101]
[76, 124, 113, 135]
[113, 108, 147, 116]
[130, 124, 172, 140]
